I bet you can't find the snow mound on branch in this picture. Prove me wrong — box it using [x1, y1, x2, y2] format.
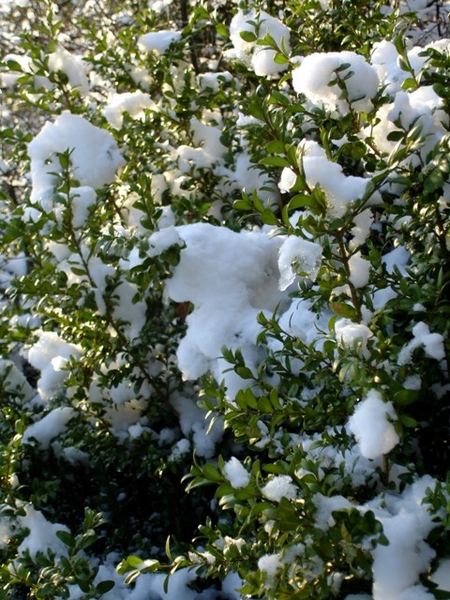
[28, 112, 124, 210]
[262, 475, 297, 502]
[18, 505, 70, 559]
[223, 457, 250, 489]
[280, 140, 377, 218]
[22, 407, 76, 449]
[278, 236, 322, 290]
[292, 51, 379, 114]
[228, 8, 291, 76]
[103, 90, 158, 129]
[398, 321, 445, 365]
[48, 44, 89, 95]
[348, 390, 399, 459]
[163, 223, 287, 395]
[138, 30, 182, 54]
[27, 331, 82, 401]
[369, 475, 440, 600]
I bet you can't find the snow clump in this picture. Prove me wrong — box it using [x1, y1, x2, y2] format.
[27, 113, 124, 215]
[278, 236, 323, 290]
[398, 321, 446, 365]
[22, 407, 75, 449]
[48, 44, 89, 95]
[369, 476, 440, 600]
[227, 8, 291, 76]
[138, 30, 182, 54]
[279, 140, 378, 218]
[348, 390, 399, 460]
[223, 457, 250, 489]
[27, 330, 82, 401]
[292, 51, 379, 114]
[262, 475, 297, 502]
[163, 223, 287, 395]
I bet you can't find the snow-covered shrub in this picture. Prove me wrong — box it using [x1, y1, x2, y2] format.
[1, 0, 450, 599]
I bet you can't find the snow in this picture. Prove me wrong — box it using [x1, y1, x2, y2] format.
[281, 140, 374, 218]
[431, 557, 450, 592]
[227, 8, 291, 76]
[65, 186, 96, 228]
[348, 390, 399, 460]
[278, 236, 322, 290]
[369, 476, 439, 600]
[22, 407, 76, 448]
[103, 91, 157, 129]
[48, 44, 89, 95]
[313, 494, 354, 529]
[163, 223, 286, 394]
[170, 393, 223, 458]
[371, 86, 448, 162]
[398, 321, 446, 364]
[18, 505, 70, 559]
[335, 319, 372, 357]
[27, 113, 124, 212]
[292, 51, 379, 114]
[348, 252, 371, 288]
[27, 331, 82, 401]
[262, 475, 297, 502]
[138, 30, 182, 54]
[258, 553, 281, 579]
[0, 359, 34, 401]
[3, 5, 450, 599]
[223, 457, 250, 489]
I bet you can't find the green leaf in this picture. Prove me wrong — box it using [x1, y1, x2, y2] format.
[96, 580, 115, 595]
[202, 464, 224, 482]
[266, 140, 286, 154]
[330, 302, 358, 320]
[235, 365, 255, 379]
[56, 530, 76, 549]
[260, 208, 279, 225]
[233, 199, 253, 211]
[401, 77, 417, 90]
[276, 496, 300, 531]
[259, 155, 290, 167]
[216, 23, 228, 37]
[273, 52, 288, 65]
[240, 30, 257, 43]
[399, 414, 418, 428]
[122, 555, 144, 570]
[287, 194, 313, 210]
[387, 130, 405, 142]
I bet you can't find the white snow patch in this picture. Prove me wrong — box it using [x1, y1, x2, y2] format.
[27, 331, 82, 401]
[48, 44, 89, 95]
[348, 390, 399, 459]
[348, 252, 371, 288]
[103, 91, 157, 129]
[278, 236, 322, 290]
[164, 223, 286, 395]
[370, 476, 439, 600]
[18, 505, 70, 559]
[227, 8, 291, 76]
[258, 553, 282, 579]
[223, 457, 250, 489]
[335, 319, 372, 357]
[138, 30, 182, 54]
[28, 113, 124, 212]
[292, 51, 379, 114]
[22, 407, 76, 448]
[262, 475, 297, 502]
[398, 321, 446, 365]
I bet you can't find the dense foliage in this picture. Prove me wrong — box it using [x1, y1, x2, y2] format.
[1, 0, 450, 598]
